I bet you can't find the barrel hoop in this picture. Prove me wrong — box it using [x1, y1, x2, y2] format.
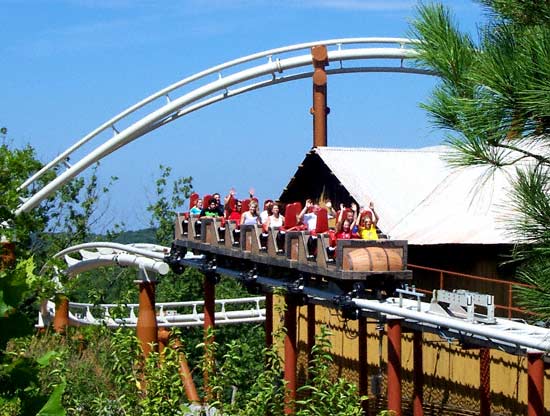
[366, 248, 373, 271]
[383, 247, 390, 270]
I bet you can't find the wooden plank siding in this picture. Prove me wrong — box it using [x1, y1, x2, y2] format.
[273, 297, 550, 415]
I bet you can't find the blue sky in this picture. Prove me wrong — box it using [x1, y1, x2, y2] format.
[3, 0, 485, 231]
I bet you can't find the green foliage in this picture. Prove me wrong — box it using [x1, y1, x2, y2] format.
[296, 326, 365, 416]
[237, 343, 286, 416]
[112, 227, 157, 245]
[198, 323, 365, 415]
[36, 381, 66, 416]
[146, 165, 193, 246]
[140, 347, 188, 416]
[410, 2, 550, 168]
[477, 0, 550, 25]
[0, 128, 124, 415]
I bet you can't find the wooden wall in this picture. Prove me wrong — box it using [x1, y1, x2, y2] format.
[273, 296, 549, 415]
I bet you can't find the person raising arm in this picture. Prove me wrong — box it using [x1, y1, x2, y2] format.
[358, 202, 379, 240]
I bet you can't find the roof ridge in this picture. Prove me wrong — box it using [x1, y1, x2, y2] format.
[315, 145, 447, 153]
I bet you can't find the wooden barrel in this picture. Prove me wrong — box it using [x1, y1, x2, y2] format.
[344, 247, 403, 271]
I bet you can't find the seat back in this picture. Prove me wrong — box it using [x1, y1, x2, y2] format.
[315, 207, 329, 233]
[202, 194, 213, 207]
[189, 192, 200, 210]
[284, 202, 302, 229]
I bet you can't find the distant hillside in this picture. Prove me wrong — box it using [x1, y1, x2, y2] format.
[112, 228, 157, 245]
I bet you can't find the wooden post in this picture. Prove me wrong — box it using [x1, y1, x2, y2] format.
[136, 275, 158, 357]
[358, 316, 369, 414]
[284, 294, 297, 414]
[307, 303, 316, 363]
[173, 339, 200, 404]
[53, 294, 69, 334]
[527, 352, 544, 416]
[387, 319, 402, 416]
[265, 292, 273, 349]
[311, 45, 329, 148]
[413, 331, 424, 416]
[479, 348, 491, 416]
[157, 327, 171, 354]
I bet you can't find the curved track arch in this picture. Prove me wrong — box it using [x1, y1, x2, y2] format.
[17, 37, 434, 214]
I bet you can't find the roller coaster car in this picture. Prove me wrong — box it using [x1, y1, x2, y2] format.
[172, 213, 411, 295]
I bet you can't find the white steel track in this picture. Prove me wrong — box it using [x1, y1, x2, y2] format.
[17, 38, 431, 214]
[42, 242, 264, 328]
[38, 297, 266, 328]
[54, 242, 172, 277]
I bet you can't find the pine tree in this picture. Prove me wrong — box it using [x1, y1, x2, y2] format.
[409, 1, 550, 320]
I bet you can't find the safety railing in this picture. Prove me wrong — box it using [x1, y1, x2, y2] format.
[409, 263, 534, 318]
[39, 296, 266, 328]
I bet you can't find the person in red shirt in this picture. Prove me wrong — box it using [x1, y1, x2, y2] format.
[227, 200, 242, 222]
[335, 218, 359, 240]
[227, 200, 243, 245]
[327, 206, 359, 260]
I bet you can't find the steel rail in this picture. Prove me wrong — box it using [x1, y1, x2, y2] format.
[353, 298, 550, 353]
[39, 297, 266, 328]
[16, 43, 427, 214]
[201, 262, 550, 353]
[64, 252, 169, 277]
[151, 66, 434, 130]
[54, 241, 169, 261]
[18, 37, 417, 192]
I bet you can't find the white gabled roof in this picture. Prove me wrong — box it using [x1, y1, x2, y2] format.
[314, 145, 519, 245]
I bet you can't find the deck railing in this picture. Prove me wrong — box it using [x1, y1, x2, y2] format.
[408, 263, 534, 318]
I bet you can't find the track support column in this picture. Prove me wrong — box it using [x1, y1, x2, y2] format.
[158, 327, 171, 354]
[284, 294, 297, 414]
[387, 318, 402, 416]
[265, 292, 273, 349]
[358, 316, 369, 414]
[307, 303, 316, 363]
[413, 331, 424, 416]
[479, 348, 491, 416]
[311, 45, 329, 148]
[173, 339, 201, 404]
[53, 294, 69, 334]
[136, 270, 158, 357]
[527, 352, 544, 416]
